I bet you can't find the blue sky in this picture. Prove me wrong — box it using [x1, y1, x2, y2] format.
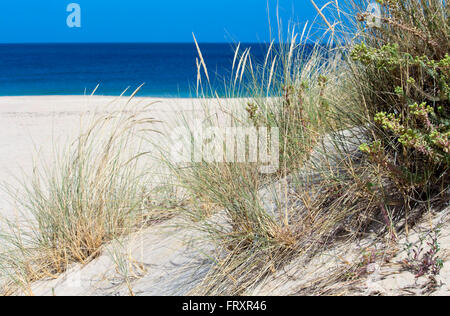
[0, 0, 323, 43]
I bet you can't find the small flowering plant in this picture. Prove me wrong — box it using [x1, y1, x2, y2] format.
[403, 228, 444, 278]
[373, 102, 449, 164]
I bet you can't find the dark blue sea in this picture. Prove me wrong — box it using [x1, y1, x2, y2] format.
[0, 43, 277, 97]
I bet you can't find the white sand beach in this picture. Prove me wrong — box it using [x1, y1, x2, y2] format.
[0, 95, 209, 220]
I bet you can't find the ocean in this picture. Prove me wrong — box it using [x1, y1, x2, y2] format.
[0, 43, 274, 97]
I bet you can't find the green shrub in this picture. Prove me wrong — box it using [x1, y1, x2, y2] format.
[351, 0, 449, 202]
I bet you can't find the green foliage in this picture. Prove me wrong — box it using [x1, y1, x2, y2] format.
[351, 1, 449, 195]
[373, 103, 449, 164]
[351, 43, 450, 104]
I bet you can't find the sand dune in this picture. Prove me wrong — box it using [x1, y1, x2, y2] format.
[0, 96, 206, 220]
[1, 96, 448, 296]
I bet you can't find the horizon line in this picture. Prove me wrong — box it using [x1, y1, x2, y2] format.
[0, 41, 318, 45]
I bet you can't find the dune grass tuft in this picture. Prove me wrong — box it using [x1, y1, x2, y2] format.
[0, 96, 157, 294]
